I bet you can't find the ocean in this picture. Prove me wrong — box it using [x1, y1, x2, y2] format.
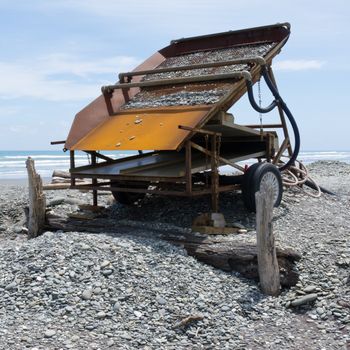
[0, 150, 349, 180]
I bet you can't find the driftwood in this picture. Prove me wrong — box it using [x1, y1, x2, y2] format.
[173, 314, 204, 329]
[43, 181, 92, 190]
[52, 170, 71, 178]
[46, 215, 301, 287]
[255, 185, 280, 296]
[26, 157, 46, 238]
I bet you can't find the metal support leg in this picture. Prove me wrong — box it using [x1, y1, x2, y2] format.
[91, 153, 98, 206]
[70, 150, 76, 186]
[211, 134, 219, 212]
[268, 67, 293, 157]
[185, 141, 192, 195]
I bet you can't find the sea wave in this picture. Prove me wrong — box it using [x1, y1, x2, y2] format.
[0, 150, 349, 180]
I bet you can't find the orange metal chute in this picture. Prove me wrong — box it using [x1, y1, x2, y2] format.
[70, 105, 212, 151]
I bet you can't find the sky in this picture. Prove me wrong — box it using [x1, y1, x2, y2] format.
[0, 0, 349, 151]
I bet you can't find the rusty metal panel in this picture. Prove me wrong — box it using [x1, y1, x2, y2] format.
[65, 24, 290, 151]
[71, 105, 212, 151]
[65, 52, 166, 150]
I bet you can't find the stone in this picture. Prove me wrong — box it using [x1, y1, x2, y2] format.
[44, 329, 56, 338]
[101, 269, 113, 276]
[48, 197, 65, 206]
[13, 226, 24, 234]
[316, 307, 324, 315]
[65, 198, 85, 205]
[291, 294, 318, 307]
[134, 311, 143, 318]
[107, 339, 115, 347]
[303, 285, 317, 293]
[81, 288, 93, 300]
[43, 231, 54, 238]
[156, 296, 167, 305]
[71, 335, 80, 342]
[113, 303, 121, 312]
[100, 260, 111, 268]
[96, 311, 106, 319]
[85, 324, 97, 331]
[5, 282, 17, 291]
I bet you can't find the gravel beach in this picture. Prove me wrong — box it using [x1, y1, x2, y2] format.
[0, 161, 349, 349]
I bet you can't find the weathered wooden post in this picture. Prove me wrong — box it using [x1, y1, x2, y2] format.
[26, 157, 46, 238]
[255, 184, 280, 295]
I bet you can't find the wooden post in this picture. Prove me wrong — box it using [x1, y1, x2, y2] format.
[255, 184, 280, 295]
[26, 157, 46, 238]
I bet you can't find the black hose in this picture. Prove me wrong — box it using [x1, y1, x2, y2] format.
[304, 180, 336, 196]
[245, 67, 300, 171]
[246, 80, 279, 113]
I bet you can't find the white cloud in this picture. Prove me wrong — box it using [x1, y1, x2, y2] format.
[274, 60, 325, 71]
[0, 55, 141, 101]
[38, 54, 140, 77]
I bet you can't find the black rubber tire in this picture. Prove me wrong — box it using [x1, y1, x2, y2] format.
[110, 183, 148, 205]
[242, 163, 283, 212]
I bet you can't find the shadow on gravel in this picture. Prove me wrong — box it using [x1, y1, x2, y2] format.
[109, 191, 256, 229]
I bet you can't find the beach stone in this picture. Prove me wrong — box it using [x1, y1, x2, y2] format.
[156, 296, 167, 305]
[65, 198, 85, 205]
[5, 282, 17, 291]
[44, 329, 56, 338]
[81, 288, 93, 300]
[304, 285, 317, 293]
[291, 294, 318, 307]
[107, 339, 115, 347]
[43, 231, 55, 238]
[96, 311, 106, 319]
[316, 307, 325, 315]
[85, 324, 97, 331]
[100, 260, 111, 268]
[48, 197, 66, 206]
[101, 269, 113, 276]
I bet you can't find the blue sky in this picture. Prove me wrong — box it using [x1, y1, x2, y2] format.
[0, 0, 349, 151]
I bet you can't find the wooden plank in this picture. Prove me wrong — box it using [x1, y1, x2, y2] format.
[255, 185, 280, 296]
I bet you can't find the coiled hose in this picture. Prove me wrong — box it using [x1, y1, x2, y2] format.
[244, 66, 335, 197]
[245, 66, 300, 171]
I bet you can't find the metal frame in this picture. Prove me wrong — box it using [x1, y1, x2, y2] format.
[63, 64, 289, 211]
[59, 23, 294, 211]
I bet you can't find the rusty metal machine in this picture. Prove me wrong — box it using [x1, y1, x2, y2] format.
[58, 23, 300, 212]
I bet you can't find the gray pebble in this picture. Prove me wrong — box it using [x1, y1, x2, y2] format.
[44, 329, 56, 338]
[304, 285, 317, 293]
[291, 294, 318, 307]
[81, 288, 93, 300]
